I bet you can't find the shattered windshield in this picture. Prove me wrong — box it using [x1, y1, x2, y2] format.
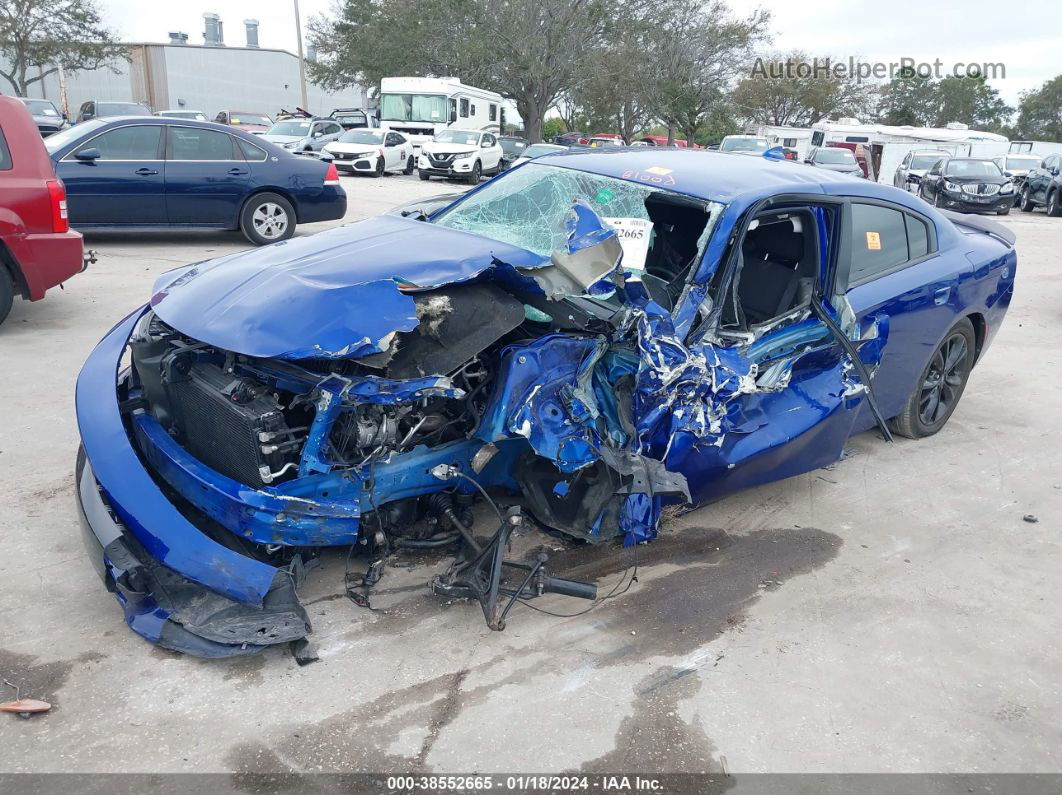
[433, 162, 723, 266]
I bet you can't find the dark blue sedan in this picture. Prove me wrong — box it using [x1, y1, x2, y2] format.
[43, 117, 346, 245]
[75, 148, 1016, 656]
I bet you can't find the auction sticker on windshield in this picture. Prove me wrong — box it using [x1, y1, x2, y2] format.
[604, 217, 652, 270]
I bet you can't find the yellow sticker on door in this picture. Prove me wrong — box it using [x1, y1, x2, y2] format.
[866, 231, 882, 250]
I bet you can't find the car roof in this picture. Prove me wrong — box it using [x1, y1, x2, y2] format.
[535, 148, 936, 210]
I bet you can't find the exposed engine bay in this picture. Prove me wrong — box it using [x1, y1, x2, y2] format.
[102, 168, 892, 656]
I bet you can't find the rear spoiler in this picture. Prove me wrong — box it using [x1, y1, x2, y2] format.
[939, 209, 1016, 248]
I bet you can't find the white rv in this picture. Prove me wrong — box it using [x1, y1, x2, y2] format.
[378, 77, 506, 151]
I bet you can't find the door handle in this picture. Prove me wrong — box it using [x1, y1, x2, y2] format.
[934, 286, 952, 305]
[228, 168, 248, 176]
[135, 168, 158, 176]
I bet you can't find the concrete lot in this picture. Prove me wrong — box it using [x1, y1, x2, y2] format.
[1, 172, 1059, 776]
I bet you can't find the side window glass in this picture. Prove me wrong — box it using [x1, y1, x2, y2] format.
[0, 129, 11, 170]
[905, 214, 929, 260]
[849, 203, 909, 283]
[460, 98, 469, 118]
[90, 125, 162, 159]
[237, 136, 267, 161]
[169, 126, 236, 160]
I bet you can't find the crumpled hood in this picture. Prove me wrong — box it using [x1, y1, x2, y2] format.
[149, 215, 548, 360]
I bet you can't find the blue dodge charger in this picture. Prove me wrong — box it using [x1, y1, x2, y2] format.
[74, 148, 1016, 656]
[44, 117, 346, 245]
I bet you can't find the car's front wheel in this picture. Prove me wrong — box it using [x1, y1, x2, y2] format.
[419, 170, 430, 181]
[467, 160, 481, 184]
[240, 193, 295, 246]
[373, 157, 385, 177]
[1047, 190, 1061, 217]
[890, 317, 976, 439]
[403, 156, 415, 175]
[1020, 185, 1034, 212]
[0, 266, 14, 328]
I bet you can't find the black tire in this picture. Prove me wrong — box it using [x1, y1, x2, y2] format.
[373, 157, 385, 178]
[239, 192, 296, 246]
[403, 156, 414, 175]
[933, 191, 943, 208]
[418, 170, 430, 181]
[0, 265, 14, 328]
[996, 205, 1010, 215]
[1019, 185, 1034, 212]
[890, 318, 976, 439]
[467, 160, 481, 185]
[1047, 190, 1062, 217]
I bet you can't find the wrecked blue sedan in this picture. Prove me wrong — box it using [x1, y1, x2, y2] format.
[75, 149, 1016, 657]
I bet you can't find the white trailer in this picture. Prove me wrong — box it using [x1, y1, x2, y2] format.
[378, 76, 507, 151]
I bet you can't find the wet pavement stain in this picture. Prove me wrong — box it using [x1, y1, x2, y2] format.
[0, 648, 78, 709]
[222, 525, 840, 778]
[576, 667, 737, 794]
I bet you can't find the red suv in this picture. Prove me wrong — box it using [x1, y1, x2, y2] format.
[0, 96, 85, 327]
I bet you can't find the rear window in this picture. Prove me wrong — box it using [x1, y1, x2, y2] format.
[0, 129, 11, 170]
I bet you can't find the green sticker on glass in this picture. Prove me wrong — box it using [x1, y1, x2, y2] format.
[594, 187, 614, 204]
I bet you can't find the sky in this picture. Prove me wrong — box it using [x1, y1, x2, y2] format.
[99, 0, 1061, 106]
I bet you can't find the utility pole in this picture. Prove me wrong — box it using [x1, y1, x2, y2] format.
[294, 0, 309, 111]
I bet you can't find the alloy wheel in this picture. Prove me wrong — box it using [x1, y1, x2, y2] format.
[918, 332, 968, 426]
[252, 202, 289, 241]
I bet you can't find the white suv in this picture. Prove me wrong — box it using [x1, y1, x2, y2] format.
[419, 129, 504, 183]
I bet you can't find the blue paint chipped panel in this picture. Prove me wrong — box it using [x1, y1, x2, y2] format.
[75, 151, 1016, 654]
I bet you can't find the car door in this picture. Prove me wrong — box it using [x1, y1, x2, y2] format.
[480, 133, 501, 171]
[1031, 156, 1056, 202]
[164, 125, 250, 226]
[58, 123, 167, 224]
[311, 121, 341, 151]
[383, 132, 406, 169]
[664, 200, 885, 505]
[920, 159, 944, 202]
[840, 200, 969, 426]
[895, 153, 910, 188]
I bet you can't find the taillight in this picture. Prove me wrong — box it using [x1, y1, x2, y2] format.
[323, 163, 340, 185]
[47, 179, 68, 233]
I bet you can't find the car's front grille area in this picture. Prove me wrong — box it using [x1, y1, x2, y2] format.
[429, 152, 458, 165]
[166, 364, 288, 489]
[962, 183, 1000, 196]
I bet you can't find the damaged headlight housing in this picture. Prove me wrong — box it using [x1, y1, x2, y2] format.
[1001, 181, 1014, 194]
[943, 179, 961, 193]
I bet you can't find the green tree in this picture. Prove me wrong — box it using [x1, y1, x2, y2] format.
[878, 69, 1012, 132]
[877, 67, 938, 126]
[733, 51, 878, 127]
[541, 117, 566, 141]
[933, 75, 1011, 132]
[309, 0, 642, 142]
[0, 0, 125, 96]
[644, 0, 769, 145]
[1014, 75, 1062, 142]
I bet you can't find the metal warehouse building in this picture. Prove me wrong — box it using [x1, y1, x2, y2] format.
[8, 18, 367, 120]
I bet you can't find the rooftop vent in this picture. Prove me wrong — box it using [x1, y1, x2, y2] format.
[168, 31, 189, 45]
[244, 19, 259, 48]
[203, 12, 224, 47]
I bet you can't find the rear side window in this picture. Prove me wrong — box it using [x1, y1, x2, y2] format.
[905, 215, 929, 259]
[849, 203, 933, 284]
[237, 137, 267, 161]
[87, 125, 162, 159]
[0, 129, 11, 170]
[169, 127, 236, 160]
[849, 204, 910, 282]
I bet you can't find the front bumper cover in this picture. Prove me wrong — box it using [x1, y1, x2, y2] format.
[74, 309, 311, 657]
